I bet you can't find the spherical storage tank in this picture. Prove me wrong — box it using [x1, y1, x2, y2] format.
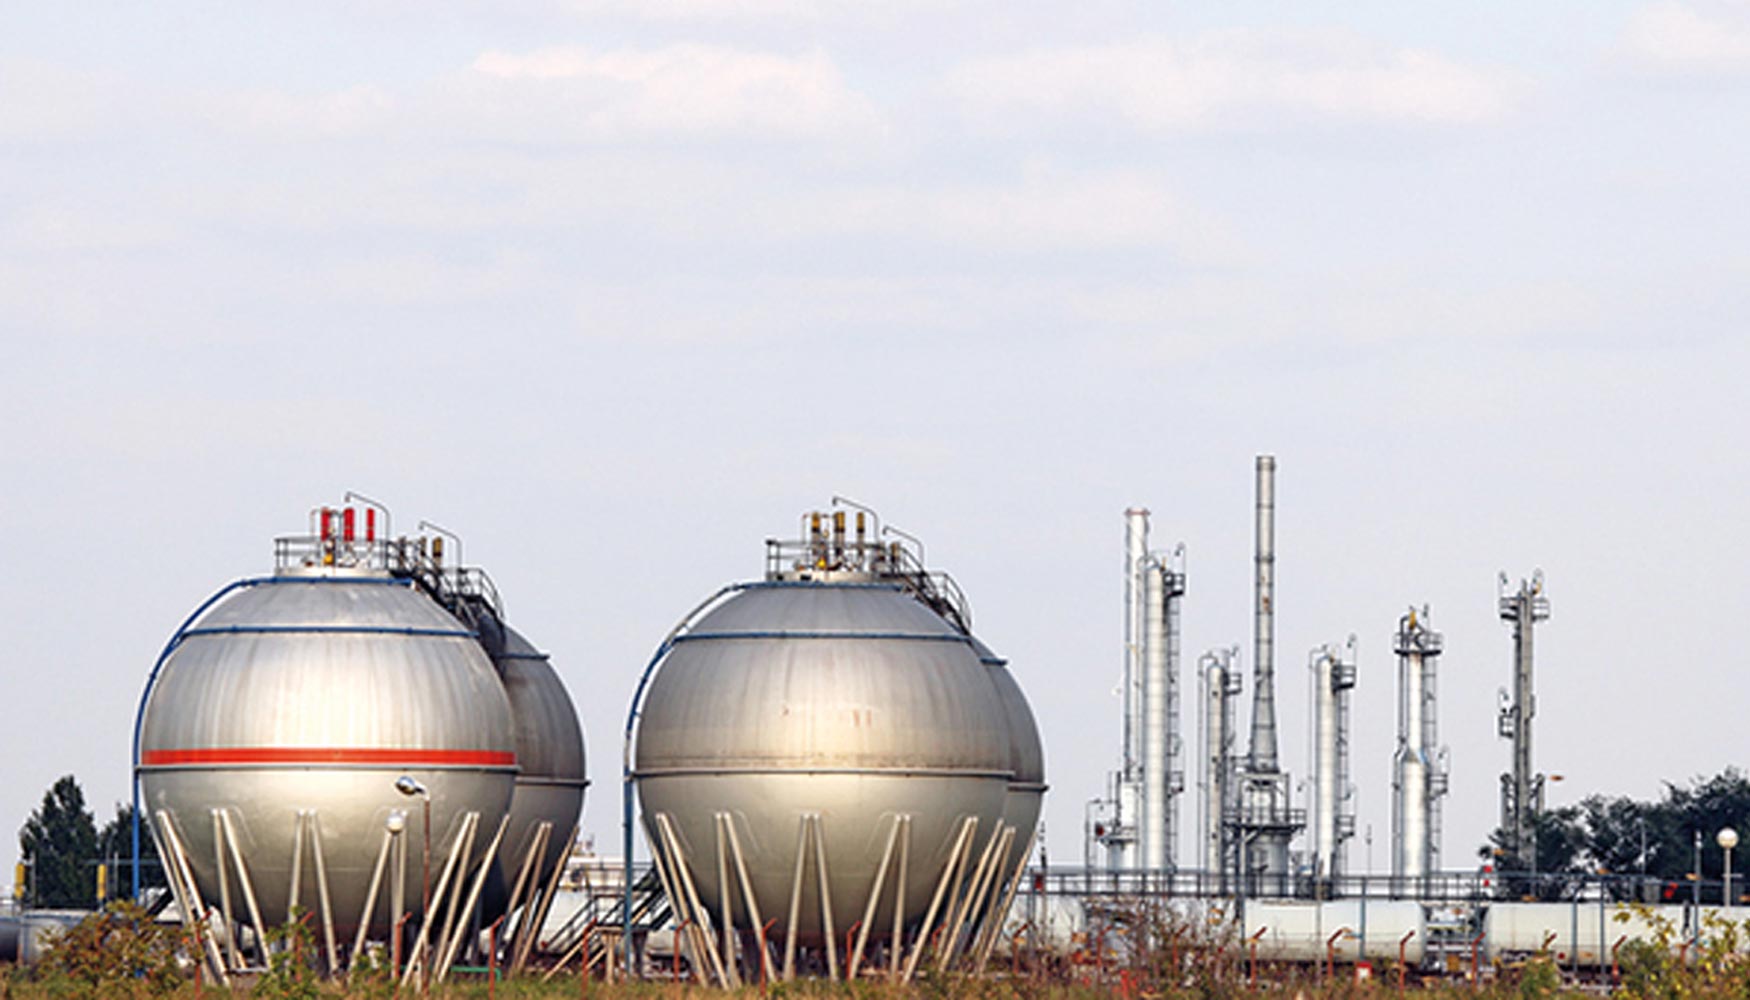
[135, 504, 585, 956]
[632, 505, 1044, 978]
[480, 621, 588, 907]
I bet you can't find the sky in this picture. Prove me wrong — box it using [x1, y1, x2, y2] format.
[3, 1, 1749, 879]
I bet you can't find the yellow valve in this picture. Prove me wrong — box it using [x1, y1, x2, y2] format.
[96, 863, 106, 902]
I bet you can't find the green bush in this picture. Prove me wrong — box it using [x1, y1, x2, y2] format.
[33, 900, 184, 998]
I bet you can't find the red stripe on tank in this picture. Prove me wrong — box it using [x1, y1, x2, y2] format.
[141, 747, 517, 767]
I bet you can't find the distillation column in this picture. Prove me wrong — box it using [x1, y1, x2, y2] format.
[1498, 572, 1549, 869]
[1309, 639, 1357, 886]
[1240, 455, 1299, 889]
[1107, 509, 1149, 867]
[1199, 647, 1241, 884]
[1393, 608, 1447, 888]
[1141, 549, 1187, 872]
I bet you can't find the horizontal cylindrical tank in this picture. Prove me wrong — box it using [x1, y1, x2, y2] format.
[1247, 900, 1426, 964]
[634, 579, 1020, 945]
[0, 911, 86, 965]
[138, 565, 517, 939]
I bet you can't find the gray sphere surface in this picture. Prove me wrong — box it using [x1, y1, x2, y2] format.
[635, 581, 1017, 944]
[139, 568, 517, 939]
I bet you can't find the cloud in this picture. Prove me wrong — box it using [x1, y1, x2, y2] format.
[1618, 2, 1750, 74]
[463, 43, 880, 139]
[781, 168, 1245, 259]
[201, 85, 398, 140]
[946, 29, 1518, 132]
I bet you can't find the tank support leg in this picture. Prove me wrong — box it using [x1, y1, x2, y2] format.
[307, 813, 339, 975]
[974, 829, 1036, 973]
[511, 822, 575, 975]
[500, 822, 549, 966]
[901, 816, 976, 984]
[400, 810, 477, 990]
[811, 815, 839, 981]
[782, 815, 809, 980]
[940, 822, 1006, 971]
[642, 814, 703, 984]
[889, 815, 911, 983]
[434, 812, 480, 972]
[722, 815, 773, 984]
[436, 814, 510, 983]
[219, 810, 270, 969]
[153, 810, 232, 988]
[849, 815, 903, 980]
[211, 810, 241, 970]
[348, 824, 398, 977]
[713, 815, 741, 986]
[656, 812, 729, 987]
[287, 811, 306, 923]
[957, 824, 1014, 970]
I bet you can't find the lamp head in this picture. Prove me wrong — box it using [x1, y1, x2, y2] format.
[1719, 828, 1739, 851]
[394, 775, 429, 799]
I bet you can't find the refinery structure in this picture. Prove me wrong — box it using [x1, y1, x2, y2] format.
[1084, 456, 1524, 898]
[6, 466, 1734, 983]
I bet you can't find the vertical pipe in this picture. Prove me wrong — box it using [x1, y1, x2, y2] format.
[1249, 457, 1277, 772]
[1165, 545, 1185, 872]
[1142, 560, 1168, 871]
[1395, 610, 1443, 885]
[1201, 654, 1223, 880]
[1122, 508, 1150, 869]
[1312, 647, 1338, 883]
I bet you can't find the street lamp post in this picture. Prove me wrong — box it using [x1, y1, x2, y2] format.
[395, 776, 432, 987]
[1718, 828, 1738, 906]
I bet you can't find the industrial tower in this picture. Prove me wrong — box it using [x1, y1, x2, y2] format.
[1236, 456, 1302, 893]
[1393, 607, 1449, 890]
[1199, 646, 1242, 885]
[1308, 637, 1357, 887]
[1094, 509, 1186, 871]
[1497, 571, 1549, 870]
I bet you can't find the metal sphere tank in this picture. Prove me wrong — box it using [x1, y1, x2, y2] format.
[487, 623, 587, 904]
[977, 644, 1046, 869]
[632, 507, 1036, 970]
[137, 522, 518, 943]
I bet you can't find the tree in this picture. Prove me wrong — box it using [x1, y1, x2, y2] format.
[1479, 768, 1750, 899]
[96, 803, 165, 898]
[18, 775, 99, 908]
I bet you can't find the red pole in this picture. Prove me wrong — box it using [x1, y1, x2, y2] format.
[1399, 930, 1416, 991]
[394, 911, 411, 978]
[1471, 932, 1485, 990]
[1250, 926, 1266, 986]
[343, 507, 356, 543]
[487, 916, 505, 1000]
[1327, 927, 1351, 981]
[844, 920, 861, 980]
[1612, 935, 1627, 983]
[761, 918, 776, 989]
[366, 508, 377, 542]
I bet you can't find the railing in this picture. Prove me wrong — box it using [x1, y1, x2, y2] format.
[762, 529, 973, 634]
[1019, 866, 1741, 905]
